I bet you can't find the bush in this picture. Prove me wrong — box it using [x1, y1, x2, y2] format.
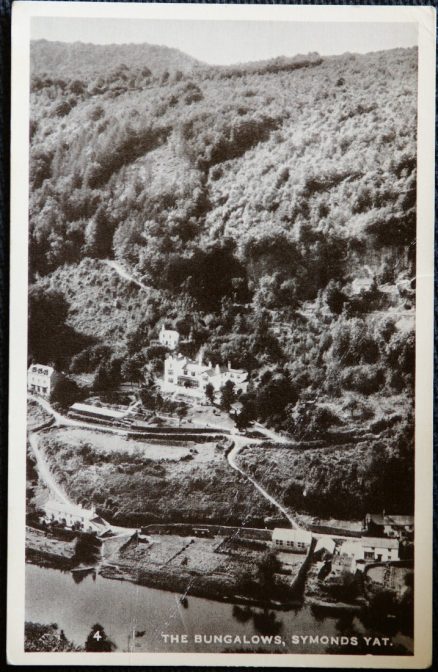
[341, 365, 385, 394]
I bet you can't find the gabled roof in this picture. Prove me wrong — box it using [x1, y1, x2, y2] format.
[89, 515, 108, 527]
[315, 537, 336, 554]
[384, 515, 414, 527]
[70, 403, 127, 419]
[44, 498, 91, 519]
[361, 536, 399, 549]
[338, 540, 363, 557]
[28, 364, 55, 376]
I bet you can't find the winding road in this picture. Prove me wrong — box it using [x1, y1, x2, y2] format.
[29, 394, 301, 531]
[28, 430, 72, 506]
[227, 435, 300, 529]
[102, 259, 150, 293]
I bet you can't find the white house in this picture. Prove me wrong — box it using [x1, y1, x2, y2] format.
[314, 536, 336, 557]
[363, 513, 414, 539]
[360, 536, 399, 562]
[42, 499, 111, 535]
[159, 325, 180, 351]
[161, 352, 248, 399]
[332, 536, 399, 574]
[272, 528, 312, 553]
[27, 364, 62, 398]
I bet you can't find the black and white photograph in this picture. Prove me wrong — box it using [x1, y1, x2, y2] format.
[7, 2, 435, 667]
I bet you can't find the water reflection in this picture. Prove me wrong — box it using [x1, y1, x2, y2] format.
[26, 563, 413, 655]
[232, 606, 282, 636]
[71, 569, 96, 585]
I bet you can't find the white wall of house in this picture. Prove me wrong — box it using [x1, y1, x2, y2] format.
[361, 540, 399, 562]
[159, 326, 180, 350]
[162, 354, 248, 398]
[272, 528, 312, 553]
[27, 364, 61, 398]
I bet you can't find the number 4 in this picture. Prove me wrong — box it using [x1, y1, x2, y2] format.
[93, 630, 102, 641]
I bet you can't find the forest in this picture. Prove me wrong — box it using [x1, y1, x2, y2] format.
[28, 40, 417, 516]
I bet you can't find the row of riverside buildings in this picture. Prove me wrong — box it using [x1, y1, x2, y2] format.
[272, 513, 413, 572]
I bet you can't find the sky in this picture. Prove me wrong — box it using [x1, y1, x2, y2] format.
[31, 17, 417, 66]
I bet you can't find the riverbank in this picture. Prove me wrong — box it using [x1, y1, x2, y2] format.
[100, 532, 303, 608]
[27, 526, 304, 609]
[26, 526, 77, 570]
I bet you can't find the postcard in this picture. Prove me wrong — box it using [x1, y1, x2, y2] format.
[7, 1, 435, 667]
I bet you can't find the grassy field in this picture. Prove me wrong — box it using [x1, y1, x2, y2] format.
[38, 428, 277, 527]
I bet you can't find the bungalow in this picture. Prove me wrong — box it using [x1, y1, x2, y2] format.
[361, 536, 399, 562]
[332, 536, 399, 574]
[162, 351, 248, 399]
[272, 528, 312, 553]
[42, 499, 111, 535]
[363, 513, 414, 539]
[314, 536, 336, 559]
[27, 364, 62, 398]
[69, 402, 129, 423]
[159, 325, 180, 351]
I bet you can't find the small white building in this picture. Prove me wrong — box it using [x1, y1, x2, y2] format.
[159, 325, 180, 351]
[42, 499, 111, 535]
[314, 536, 336, 557]
[27, 364, 62, 398]
[360, 536, 399, 562]
[272, 528, 312, 553]
[333, 536, 399, 573]
[69, 402, 129, 422]
[162, 352, 248, 399]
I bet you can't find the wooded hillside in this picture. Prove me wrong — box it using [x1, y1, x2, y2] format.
[28, 42, 417, 516]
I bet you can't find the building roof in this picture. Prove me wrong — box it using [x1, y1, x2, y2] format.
[384, 515, 414, 527]
[160, 326, 179, 337]
[366, 513, 414, 528]
[89, 515, 108, 527]
[361, 536, 399, 549]
[70, 402, 127, 420]
[338, 540, 363, 557]
[315, 537, 336, 554]
[28, 364, 55, 376]
[272, 528, 312, 543]
[44, 498, 93, 519]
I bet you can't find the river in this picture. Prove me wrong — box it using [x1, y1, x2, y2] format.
[25, 563, 411, 655]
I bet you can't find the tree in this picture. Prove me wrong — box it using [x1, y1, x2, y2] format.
[235, 409, 251, 432]
[205, 382, 215, 404]
[220, 380, 235, 412]
[176, 404, 188, 426]
[93, 357, 122, 391]
[120, 354, 145, 387]
[325, 280, 347, 314]
[28, 286, 69, 363]
[83, 206, 114, 259]
[85, 624, 116, 652]
[256, 550, 281, 590]
[51, 376, 82, 408]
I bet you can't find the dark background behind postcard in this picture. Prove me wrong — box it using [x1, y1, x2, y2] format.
[0, 0, 435, 670]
